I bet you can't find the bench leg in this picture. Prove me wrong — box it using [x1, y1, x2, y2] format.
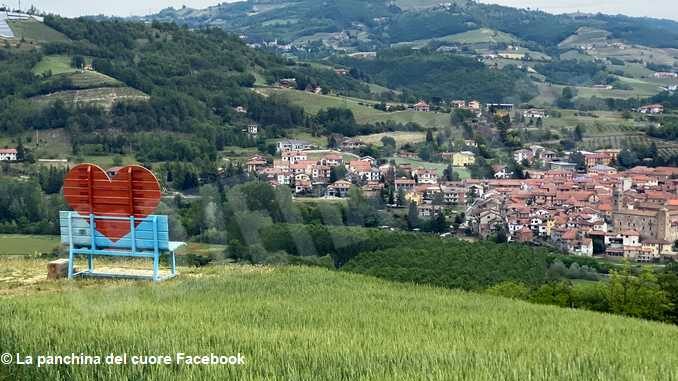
[171, 251, 176, 276]
[67, 248, 74, 280]
[153, 254, 159, 282]
[87, 254, 93, 273]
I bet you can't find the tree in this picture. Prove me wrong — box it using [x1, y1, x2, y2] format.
[430, 212, 447, 233]
[407, 201, 419, 230]
[396, 188, 406, 207]
[443, 163, 459, 181]
[16, 137, 25, 161]
[569, 151, 587, 172]
[658, 263, 678, 324]
[617, 149, 640, 169]
[329, 166, 347, 183]
[425, 129, 434, 144]
[71, 55, 85, 70]
[573, 124, 585, 142]
[606, 263, 671, 321]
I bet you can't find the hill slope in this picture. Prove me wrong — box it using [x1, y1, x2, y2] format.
[1, 264, 678, 380]
[139, 0, 678, 50]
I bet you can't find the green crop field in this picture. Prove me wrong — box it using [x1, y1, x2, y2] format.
[32, 55, 77, 76]
[360, 131, 427, 147]
[263, 88, 452, 129]
[6, 19, 69, 43]
[1, 261, 678, 380]
[0, 235, 60, 256]
[393, 28, 519, 48]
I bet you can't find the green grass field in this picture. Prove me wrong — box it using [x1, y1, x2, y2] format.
[263, 88, 452, 129]
[1, 262, 677, 380]
[360, 131, 427, 147]
[0, 235, 60, 256]
[6, 19, 69, 43]
[393, 28, 519, 48]
[32, 55, 77, 76]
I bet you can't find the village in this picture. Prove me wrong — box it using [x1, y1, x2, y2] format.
[245, 110, 678, 263]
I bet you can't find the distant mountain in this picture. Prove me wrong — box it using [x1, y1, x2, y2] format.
[137, 0, 678, 51]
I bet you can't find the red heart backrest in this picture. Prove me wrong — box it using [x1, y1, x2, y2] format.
[63, 164, 162, 242]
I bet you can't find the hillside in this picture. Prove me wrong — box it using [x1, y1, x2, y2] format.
[140, 0, 678, 50]
[1, 262, 678, 380]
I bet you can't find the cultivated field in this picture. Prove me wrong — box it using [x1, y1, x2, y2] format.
[0, 235, 60, 256]
[393, 28, 519, 48]
[1, 261, 678, 380]
[6, 19, 68, 43]
[31, 87, 149, 110]
[32, 55, 77, 76]
[360, 131, 427, 147]
[262, 88, 453, 129]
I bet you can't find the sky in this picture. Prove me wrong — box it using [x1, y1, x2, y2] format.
[5, 0, 678, 20]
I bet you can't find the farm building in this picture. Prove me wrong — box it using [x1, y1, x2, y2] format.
[277, 139, 313, 153]
[638, 104, 664, 115]
[414, 101, 430, 112]
[0, 148, 18, 161]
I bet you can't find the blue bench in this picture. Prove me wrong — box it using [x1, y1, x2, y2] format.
[59, 211, 184, 281]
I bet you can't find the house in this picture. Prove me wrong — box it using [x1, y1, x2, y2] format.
[278, 78, 297, 88]
[395, 178, 416, 193]
[492, 165, 512, 179]
[282, 150, 308, 165]
[638, 104, 664, 114]
[414, 168, 438, 184]
[0, 148, 18, 161]
[398, 151, 418, 159]
[320, 154, 343, 167]
[523, 109, 546, 119]
[451, 100, 466, 109]
[277, 139, 313, 153]
[654, 72, 677, 79]
[246, 124, 258, 136]
[463, 140, 478, 148]
[326, 180, 352, 198]
[334, 68, 350, 76]
[515, 227, 534, 242]
[486, 103, 514, 116]
[414, 100, 430, 112]
[294, 179, 313, 194]
[452, 151, 476, 167]
[513, 149, 534, 164]
[417, 204, 445, 218]
[467, 100, 481, 112]
[549, 161, 577, 172]
[234, 106, 247, 113]
[340, 138, 366, 151]
[348, 160, 380, 181]
[246, 156, 268, 173]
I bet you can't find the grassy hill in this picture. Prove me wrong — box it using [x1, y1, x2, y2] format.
[6, 19, 68, 43]
[261, 87, 453, 129]
[393, 28, 520, 48]
[1, 262, 678, 380]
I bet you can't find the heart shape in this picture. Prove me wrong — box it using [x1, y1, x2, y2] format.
[63, 164, 162, 242]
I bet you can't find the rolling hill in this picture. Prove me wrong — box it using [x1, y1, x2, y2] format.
[1, 262, 678, 380]
[139, 0, 678, 50]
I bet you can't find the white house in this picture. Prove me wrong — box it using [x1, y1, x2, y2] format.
[277, 139, 313, 153]
[0, 148, 18, 161]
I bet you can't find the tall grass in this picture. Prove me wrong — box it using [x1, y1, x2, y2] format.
[1, 265, 678, 380]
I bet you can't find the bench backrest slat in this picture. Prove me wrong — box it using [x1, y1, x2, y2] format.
[59, 211, 170, 251]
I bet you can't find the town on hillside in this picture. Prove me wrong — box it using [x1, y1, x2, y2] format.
[246, 128, 678, 262]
